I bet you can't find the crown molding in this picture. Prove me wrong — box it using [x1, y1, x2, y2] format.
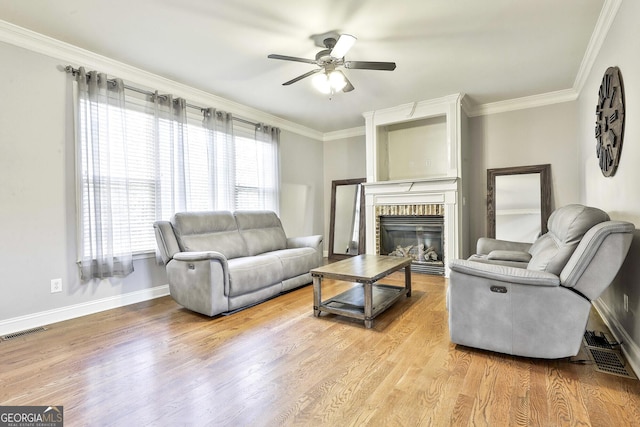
[465, 88, 579, 117]
[323, 126, 365, 141]
[460, 95, 474, 117]
[573, 0, 623, 95]
[0, 19, 324, 141]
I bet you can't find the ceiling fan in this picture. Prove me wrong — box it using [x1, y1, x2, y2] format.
[267, 34, 396, 94]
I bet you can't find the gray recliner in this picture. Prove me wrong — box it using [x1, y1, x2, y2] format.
[447, 204, 634, 358]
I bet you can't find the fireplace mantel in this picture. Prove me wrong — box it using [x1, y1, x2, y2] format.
[364, 177, 458, 203]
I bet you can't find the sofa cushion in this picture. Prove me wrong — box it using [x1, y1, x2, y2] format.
[263, 247, 319, 278]
[227, 255, 283, 297]
[235, 211, 287, 256]
[527, 205, 609, 275]
[172, 211, 248, 259]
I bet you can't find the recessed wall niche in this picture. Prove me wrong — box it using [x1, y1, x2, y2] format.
[378, 116, 447, 181]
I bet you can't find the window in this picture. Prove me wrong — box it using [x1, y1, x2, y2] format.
[76, 87, 279, 258]
[234, 121, 279, 212]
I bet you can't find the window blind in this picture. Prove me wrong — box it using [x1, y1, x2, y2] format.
[77, 89, 279, 257]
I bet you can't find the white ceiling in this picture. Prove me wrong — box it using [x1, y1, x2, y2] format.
[0, 0, 606, 133]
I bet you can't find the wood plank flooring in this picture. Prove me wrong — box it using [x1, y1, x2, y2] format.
[1, 272, 640, 426]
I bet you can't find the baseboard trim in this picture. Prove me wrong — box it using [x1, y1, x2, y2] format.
[593, 299, 640, 378]
[0, 285, 170, 336]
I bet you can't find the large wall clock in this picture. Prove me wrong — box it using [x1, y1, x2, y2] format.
[595, 66, 625, 177]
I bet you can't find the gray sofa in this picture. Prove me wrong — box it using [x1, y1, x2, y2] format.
[448, 204, 634, 358]
[154, 210, 323, 316]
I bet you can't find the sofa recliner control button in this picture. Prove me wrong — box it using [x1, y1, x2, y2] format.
[188, 264, 195, 270]
[490, 286, 507, 293]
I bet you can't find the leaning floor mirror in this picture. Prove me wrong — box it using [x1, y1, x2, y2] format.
[329, 178, 366, 260]
[487, 164, 552, 243]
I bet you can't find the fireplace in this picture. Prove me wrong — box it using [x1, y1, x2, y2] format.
[363, 95, 468, 277]
[379, 215, 445, 275]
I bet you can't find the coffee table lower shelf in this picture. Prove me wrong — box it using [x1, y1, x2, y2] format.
[316, 284, 408, 326]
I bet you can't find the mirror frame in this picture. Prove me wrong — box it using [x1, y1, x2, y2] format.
[487, 164, 552, 239]
[328, 178, 366, 260]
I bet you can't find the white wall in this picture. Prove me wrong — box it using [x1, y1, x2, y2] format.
[467, 102, 581, 244]
[279, 131, 324, 238]
[0, 39, 325, 332]
[322, 135, 367, 254]
[576, 0, 640, 370]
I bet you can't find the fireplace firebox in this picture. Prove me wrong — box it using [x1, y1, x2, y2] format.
[379, 215, 445, 275]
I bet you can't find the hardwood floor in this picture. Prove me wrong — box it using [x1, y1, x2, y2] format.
[2, 272, 640, 426]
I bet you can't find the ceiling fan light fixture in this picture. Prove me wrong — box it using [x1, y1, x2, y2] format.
[312, 72, 331, 94]
[312, 71, 347, 94]
[328, 70, 347, 91]
[330, 34, 357, 59]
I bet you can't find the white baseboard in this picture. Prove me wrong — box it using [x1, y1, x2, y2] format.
[593, 299, 640, 377]
[0, 285, 170, 337]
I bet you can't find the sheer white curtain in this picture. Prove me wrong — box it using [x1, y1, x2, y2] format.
[151, 93, 193, 219]
[203, 108, 235, 210]
[73, 66, 281, 278]
[254, 123, 281, 213]
[75, 68, 134, 280]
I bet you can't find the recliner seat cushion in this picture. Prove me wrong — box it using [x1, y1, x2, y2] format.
[172, 211, 248, 259]
[235, 211, 287, 255]
[227, 255, 284, 297]
[527, 204, 609, 275]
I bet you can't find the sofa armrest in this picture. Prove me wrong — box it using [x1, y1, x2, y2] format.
[450, 259, 559, 287]
[173, 250, 228, 263]
[166, 251, 230, 316]
[287, 235, 324, 267]
[287, 235, 323, 249]
[476, 237, 532, 255]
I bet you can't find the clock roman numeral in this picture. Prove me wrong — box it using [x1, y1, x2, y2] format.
[609, 87, 617, 108]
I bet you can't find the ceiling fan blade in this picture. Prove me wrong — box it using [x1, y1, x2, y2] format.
[330, 34, 357, 59]
[344, 61, 396, 71]
[341, 73, 355, 93]
[282, 69, 322, 86]
[268, 54, 317, 65]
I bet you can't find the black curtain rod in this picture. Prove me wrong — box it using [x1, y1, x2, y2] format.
[64, 66, 257, 127]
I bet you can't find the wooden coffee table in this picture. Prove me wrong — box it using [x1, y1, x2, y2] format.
[311, 254, 412, 328]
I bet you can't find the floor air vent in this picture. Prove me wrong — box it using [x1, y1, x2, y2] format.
[583, 330, 615, 349]
[587, 347, 636, 378]
[583, 330, 636, 379]
[1, 326, 48, 341]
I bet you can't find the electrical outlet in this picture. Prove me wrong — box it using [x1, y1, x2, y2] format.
[624, 293, 629, 312]
[51, 278, 62, 294]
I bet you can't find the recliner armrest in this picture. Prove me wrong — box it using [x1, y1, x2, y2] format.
[287, 235, 323, 249]
[476, 237, 532, 255]
[487, 250, 532, 263]
[173, 250, 228, 262]
[450, 259, 559, 287]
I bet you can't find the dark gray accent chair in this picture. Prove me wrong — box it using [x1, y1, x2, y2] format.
[154, 210, 323, 317]
[448, 204, 634, 358]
